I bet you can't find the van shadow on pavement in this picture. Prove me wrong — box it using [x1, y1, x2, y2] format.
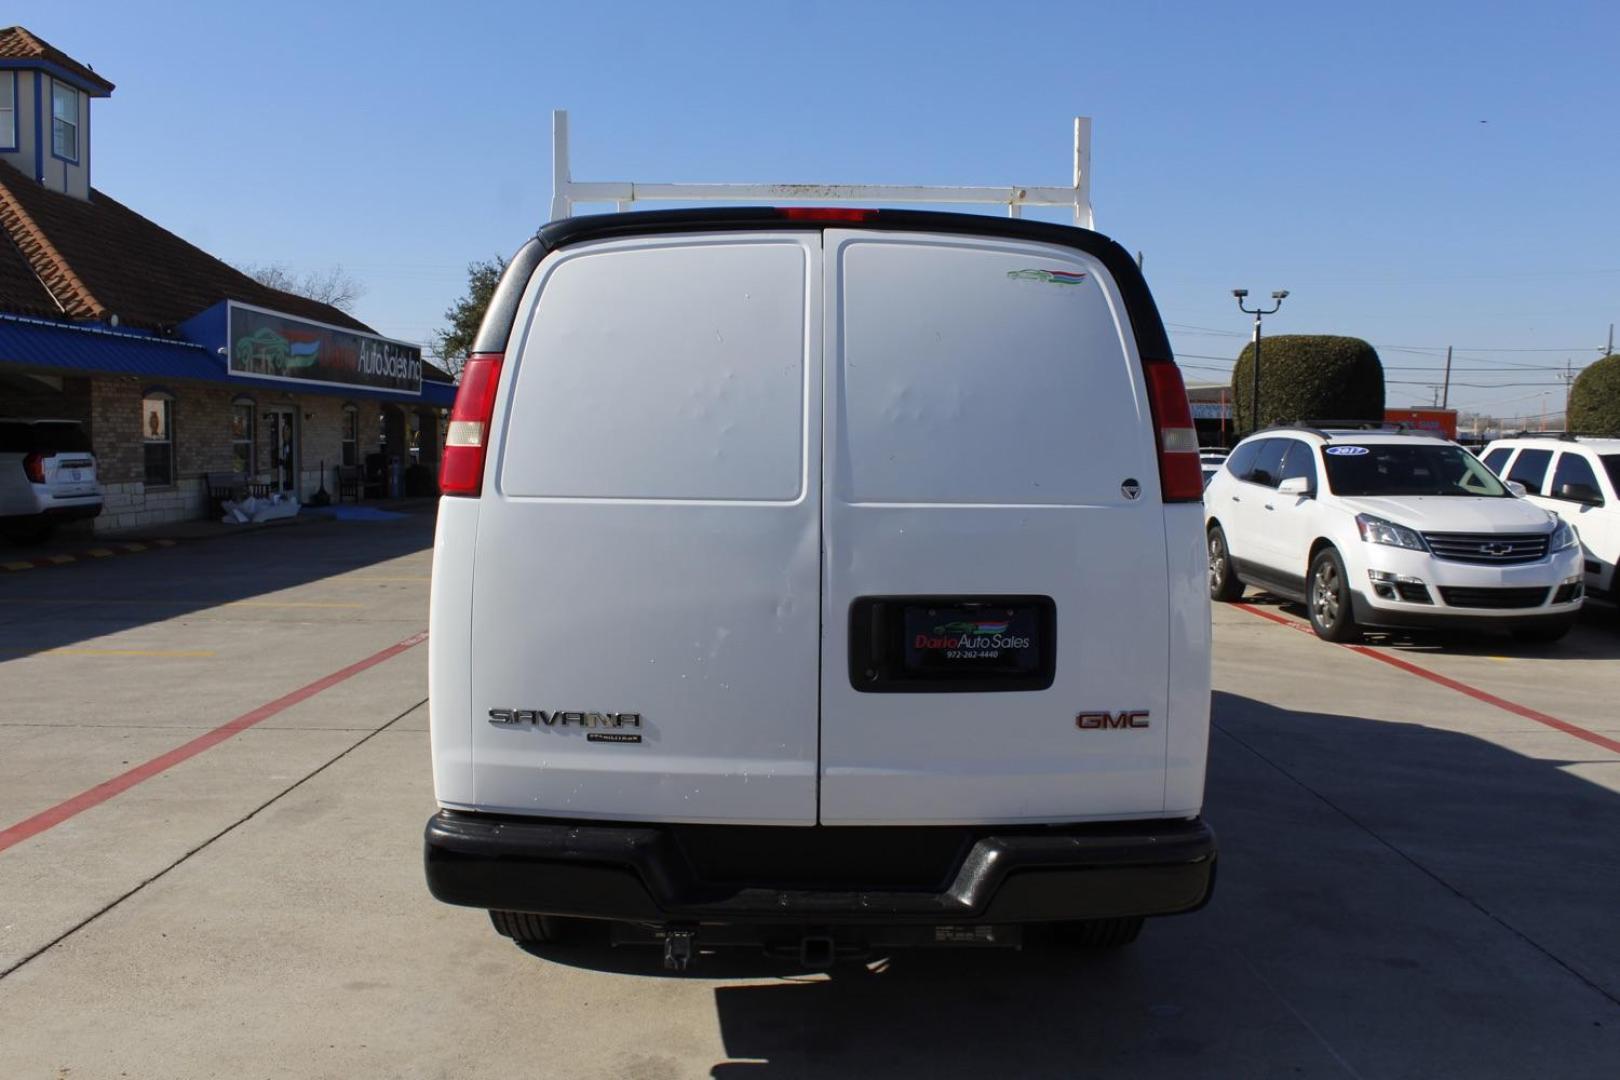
[0, 510, 436, 656]
[520, 691, 1620, 1078]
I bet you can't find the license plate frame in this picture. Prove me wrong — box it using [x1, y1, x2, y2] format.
[847, 595, 1056, 693]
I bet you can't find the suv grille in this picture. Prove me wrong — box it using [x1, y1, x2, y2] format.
[1422, 532, 1549, 564]
[1438, 586, 1550, 610]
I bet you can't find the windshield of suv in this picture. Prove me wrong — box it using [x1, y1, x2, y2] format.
[1322, 443, 1510, 498]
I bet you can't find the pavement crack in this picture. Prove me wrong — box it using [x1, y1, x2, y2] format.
[1213, 720, 1620, 1012]
[0, 696, 428, 982]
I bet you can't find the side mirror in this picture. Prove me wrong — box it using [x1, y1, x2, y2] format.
[1558, 481, 1604, 506]
[1506, 480, 1528, 497]
[1277, 476, 1312, 498]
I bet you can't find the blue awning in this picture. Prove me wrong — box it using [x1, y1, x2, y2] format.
[0, 315, 456, 407]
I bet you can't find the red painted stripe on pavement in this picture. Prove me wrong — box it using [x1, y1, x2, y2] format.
[0, 630, 428, 856]
[1235, 603, 1620, 756]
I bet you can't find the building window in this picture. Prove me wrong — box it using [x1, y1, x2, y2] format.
[142, 395, 173, 486]
[231, 400, 256, 475]
[341, 405, 359, 466]
[1, 74, 16, 151]
[52, 81, 80, 162]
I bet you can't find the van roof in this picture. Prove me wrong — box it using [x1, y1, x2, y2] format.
[471, 207, 1172, 368]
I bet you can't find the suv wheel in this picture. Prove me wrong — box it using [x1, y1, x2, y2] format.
[1207, 526, 1244, 602]
[488, 910, 597, 946]
[1307, 548, 1360, 642]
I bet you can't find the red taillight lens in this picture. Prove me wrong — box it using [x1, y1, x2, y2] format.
[439, 352, 504, 497]
[1143, 359, 1203, 502]
[22, 452, 45, 484]
[776, 207, 876, 222]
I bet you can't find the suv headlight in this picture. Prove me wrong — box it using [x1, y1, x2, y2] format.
[1356, 514, 1427, 551]
[1550, 520, 1579, 552]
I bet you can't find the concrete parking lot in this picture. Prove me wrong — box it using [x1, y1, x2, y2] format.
[2, 513, 1619, 1079]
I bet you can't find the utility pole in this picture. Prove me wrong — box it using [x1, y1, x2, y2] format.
[1440, 346, 1453, 409]
[1564, 359, 1575, 427]
[1232, 288, 1289, 432]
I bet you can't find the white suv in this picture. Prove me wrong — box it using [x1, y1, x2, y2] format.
[424, 207, 1216, 968]
[0, 418, 102, 544]
[1205, 426, 1584, 642]
[1480, 435, 1620, 606]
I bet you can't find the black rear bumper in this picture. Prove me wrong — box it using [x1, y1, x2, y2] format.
[424, 811, 1216, 925]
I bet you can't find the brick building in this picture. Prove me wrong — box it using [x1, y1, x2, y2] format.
[0, 27, 454, 532]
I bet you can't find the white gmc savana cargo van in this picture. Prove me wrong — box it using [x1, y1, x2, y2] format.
[424, 207, 1215, 968]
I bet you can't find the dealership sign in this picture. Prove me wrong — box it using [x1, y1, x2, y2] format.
[225, 302, 422, 394]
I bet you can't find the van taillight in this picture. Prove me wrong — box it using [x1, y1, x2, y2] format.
[1143, 359, 1203, 503]
[22, 452, 45, 484]
[439, 352, 504, 497]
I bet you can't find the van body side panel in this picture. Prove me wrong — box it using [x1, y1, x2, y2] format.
[1162, 503, 1212, 815]
[818, 231, 1171, 824]
[467, 234, 823, 824]
[428, 497, 479, 807]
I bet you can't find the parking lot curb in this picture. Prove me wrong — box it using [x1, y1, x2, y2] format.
[1, 538, 179, 573]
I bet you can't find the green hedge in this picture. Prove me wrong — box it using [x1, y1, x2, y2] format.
[1229, 335, 1385, 433]
[1568, 354, 1620, 434]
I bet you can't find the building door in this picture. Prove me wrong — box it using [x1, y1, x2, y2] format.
[267, 407, 299, 494]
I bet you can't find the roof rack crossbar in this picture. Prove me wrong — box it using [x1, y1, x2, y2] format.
[548, 110, 1095, 228]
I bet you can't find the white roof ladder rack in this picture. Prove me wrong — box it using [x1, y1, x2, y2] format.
[549, 110, 1094, 229]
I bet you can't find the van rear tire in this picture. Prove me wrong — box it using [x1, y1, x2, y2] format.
[1049, 916, 1144, 948]
[488, 910, 596, 946]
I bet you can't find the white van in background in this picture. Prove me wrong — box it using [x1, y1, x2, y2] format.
[423, 207, 1215, 968]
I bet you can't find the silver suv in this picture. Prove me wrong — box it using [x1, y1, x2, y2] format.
[0, 419, 102, 543]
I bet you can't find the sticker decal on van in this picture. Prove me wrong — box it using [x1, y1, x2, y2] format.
[1324, 446, 1371, 456]
[1007, 268, 1087, 286]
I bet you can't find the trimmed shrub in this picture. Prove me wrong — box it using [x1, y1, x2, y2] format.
[1568, 354, 1620, 434]
[1229, 335, 1384, 433]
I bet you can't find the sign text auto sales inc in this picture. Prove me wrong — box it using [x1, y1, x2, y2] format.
[225, 302, 423, 394]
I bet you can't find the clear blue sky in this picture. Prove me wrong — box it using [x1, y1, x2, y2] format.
[17, 0, 1619, 420]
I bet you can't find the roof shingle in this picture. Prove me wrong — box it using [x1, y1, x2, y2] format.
[0, 26, 115, 95]
[0, 161, 374, 334]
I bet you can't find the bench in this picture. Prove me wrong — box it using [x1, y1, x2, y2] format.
[204, 472, 273, 515]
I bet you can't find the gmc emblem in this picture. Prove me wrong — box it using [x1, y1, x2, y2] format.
[1076, 710, 1150, 730]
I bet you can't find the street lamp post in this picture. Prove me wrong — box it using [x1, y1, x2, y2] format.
[1232, 289, 1289, 432]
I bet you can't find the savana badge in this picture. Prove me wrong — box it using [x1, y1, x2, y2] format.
[1008, 268, 1087, 286]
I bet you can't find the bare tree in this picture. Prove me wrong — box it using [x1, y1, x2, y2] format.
[238, 263, 366, 313]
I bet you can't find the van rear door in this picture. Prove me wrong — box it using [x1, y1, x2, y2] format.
[468, 233, 823, 824]
[819, 229, 1171, 824]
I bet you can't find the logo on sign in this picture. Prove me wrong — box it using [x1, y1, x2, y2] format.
[1007, 268, 1088, 286]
